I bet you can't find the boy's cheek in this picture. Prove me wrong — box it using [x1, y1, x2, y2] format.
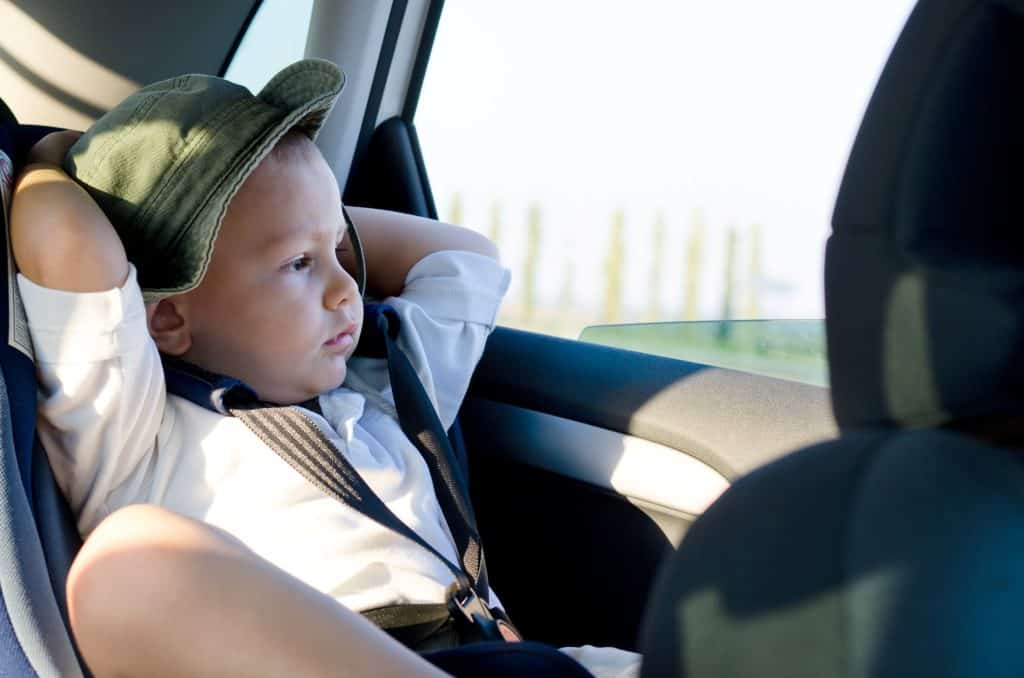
[347, 326, 365, 359]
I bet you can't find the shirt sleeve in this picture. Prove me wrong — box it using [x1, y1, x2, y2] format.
[347, 250, 510, 429]
[17, 265, 165, 535]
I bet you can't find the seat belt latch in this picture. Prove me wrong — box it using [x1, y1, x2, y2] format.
[447, 586, 523, 643]
[449, 587, 493, 625]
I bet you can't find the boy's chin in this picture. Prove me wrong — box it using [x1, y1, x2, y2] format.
[259, 366, 348, 406]
[309, 362, 349, 396]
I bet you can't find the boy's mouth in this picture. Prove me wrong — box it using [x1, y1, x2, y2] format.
[324, 323, 357, 350]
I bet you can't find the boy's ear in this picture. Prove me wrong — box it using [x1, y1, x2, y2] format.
[146, 297, 192, 356]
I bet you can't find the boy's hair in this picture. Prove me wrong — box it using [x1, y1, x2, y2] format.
[269, 129, 316, 164]
[62, 60, 344, 302]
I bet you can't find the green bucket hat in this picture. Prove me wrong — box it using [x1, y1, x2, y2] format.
[64, 58, 350, 302]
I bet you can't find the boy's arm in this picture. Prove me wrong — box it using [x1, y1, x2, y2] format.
[10, 131, 129, 292]
[343, 207, 510, 431]
[344, 206, 497, 299]
[10, 132, 164, 536]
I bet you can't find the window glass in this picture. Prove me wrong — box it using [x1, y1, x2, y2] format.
[580, 320, 828, 386]
[224, 0, 314, 92]
[415, 1, 916, 342]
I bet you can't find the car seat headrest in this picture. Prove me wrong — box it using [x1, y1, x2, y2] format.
[0, 98, 15, 127]
[826, 0, 1024, 431]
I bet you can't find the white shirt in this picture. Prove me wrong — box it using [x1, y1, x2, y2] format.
[19, 250, 511, 613]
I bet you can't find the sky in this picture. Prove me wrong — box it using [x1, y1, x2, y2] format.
[228, 0, 918, 324]
[414, 1, 918, 322]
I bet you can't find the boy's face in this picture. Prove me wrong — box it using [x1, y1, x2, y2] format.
[168, 134, 363, 404]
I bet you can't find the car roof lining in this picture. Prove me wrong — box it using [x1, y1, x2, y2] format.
[1, 0, 259, 127]
[8, 0, 259, 85]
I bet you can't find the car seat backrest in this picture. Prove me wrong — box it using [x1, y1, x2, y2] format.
[638, 1, 1024, 676]
[0, 106, 85, 677]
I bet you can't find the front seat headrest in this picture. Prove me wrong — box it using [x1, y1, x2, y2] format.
[827, 0, 1024, 431]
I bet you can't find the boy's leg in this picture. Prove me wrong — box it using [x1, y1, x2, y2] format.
[67, 504, 447, 678]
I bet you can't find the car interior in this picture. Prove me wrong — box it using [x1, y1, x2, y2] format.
[0, 0, 1014, 676]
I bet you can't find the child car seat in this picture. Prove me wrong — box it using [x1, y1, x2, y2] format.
[0, 108, 85, 676]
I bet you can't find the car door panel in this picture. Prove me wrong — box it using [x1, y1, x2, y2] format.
[461, 327, 837, 649]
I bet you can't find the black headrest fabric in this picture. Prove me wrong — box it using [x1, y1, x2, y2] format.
[0, 99, 15, 127]
[827, 0, 1024, 430]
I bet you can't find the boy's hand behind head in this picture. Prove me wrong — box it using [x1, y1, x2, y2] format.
[26, 130, 82, 167]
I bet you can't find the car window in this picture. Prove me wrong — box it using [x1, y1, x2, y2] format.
[224, 0, 314, 92]
[580, 319, 828, 385]
[414, 1, 915, 364]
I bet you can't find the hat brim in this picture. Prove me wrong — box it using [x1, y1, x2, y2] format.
[141, 59, 345, 302]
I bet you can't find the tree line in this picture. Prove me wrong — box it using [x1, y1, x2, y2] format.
[447, 193, 765, 333]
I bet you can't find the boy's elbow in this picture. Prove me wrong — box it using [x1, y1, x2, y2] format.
[11, 170, 129, 292]
[471, 232, 500, 260]
[454, 227, 499, 260]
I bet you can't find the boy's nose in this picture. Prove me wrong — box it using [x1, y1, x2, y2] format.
[324, 262, 358, 310]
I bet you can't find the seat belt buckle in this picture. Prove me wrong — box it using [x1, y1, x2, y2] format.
[449, 586, 493, 624]
[446, 586, 523, 643]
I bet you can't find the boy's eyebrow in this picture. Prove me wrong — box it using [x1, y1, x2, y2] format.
[261, 220, 345, 252]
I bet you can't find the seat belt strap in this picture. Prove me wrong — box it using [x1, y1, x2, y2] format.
[368, 305, 488, 595]
[226, 388, 522, 644]
[226, 395, 476, 591]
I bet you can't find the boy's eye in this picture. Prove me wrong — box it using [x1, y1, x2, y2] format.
[285, 256, 312, 272]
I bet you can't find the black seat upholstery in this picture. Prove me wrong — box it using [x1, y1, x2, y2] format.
[638, 0, 1024, 675]
[0, 99, 14, 127]
[0, 108, 85, 674]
